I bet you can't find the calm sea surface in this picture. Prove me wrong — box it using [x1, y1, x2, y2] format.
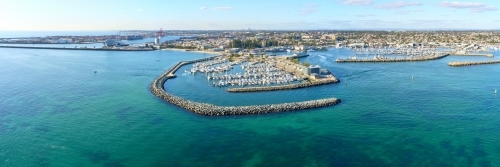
[1, 40, 500, 166]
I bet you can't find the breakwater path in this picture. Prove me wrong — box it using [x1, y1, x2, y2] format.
[335, 54, 449, 63]
[448, 60, 500, 66]
[0, 45, 153, 51]
[150, 56, 341, 116]
[227, 77, 339, 93]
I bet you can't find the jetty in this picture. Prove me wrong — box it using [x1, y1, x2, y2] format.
[448, 60, 500, 66]
[227, 77, 339, 93]
[335, 54, 449, 63]
[451, 53, 494, 58]
[150, 56, 341, 116]
[0, 45, 153, 51]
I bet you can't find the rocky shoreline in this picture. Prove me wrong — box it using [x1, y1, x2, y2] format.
[448, 60, 500, 66]
[150, 56, 341, 116]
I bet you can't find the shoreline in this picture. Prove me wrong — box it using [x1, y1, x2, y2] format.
[161, 48, 223, 55]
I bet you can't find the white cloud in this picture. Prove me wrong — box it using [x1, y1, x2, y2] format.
[213, 7, 232, 10]
[301, 4, 319, 14]
[342, 0, 373, 6]
[439, 1, 498, 13]
[356, 14, 375, 17]
[200, 7, 207, 10]
[395, 9, 424, 14]
[376, 1, 422, 9]
[137, 8, 141, 12]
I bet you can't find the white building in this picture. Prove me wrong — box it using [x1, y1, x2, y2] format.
[51, 38, 72, 44]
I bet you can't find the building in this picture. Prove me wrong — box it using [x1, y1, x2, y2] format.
[307, 65, 321, 75]
[50, 38, 72, 44]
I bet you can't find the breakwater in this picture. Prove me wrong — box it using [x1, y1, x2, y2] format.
[150, 56, 341, 116]
[227, 77, 339, 93]
[0, 45, 153, 51]
[335, 54, 449, 63]
[451, 53, 494, 58]
[448, 60, 500, 66]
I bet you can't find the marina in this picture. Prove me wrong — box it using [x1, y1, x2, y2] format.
[150, 56, 341, 115]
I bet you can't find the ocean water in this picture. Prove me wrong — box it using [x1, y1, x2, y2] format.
[1, 46, 500, 167]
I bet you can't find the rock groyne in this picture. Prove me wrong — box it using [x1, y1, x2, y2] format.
[150, 56, 341, 116]
[227, 78, 339, 93]
[335, 54, 449, 63]
[448, 60, 500, 66]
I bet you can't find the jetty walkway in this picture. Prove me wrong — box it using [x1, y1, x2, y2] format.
[0, 45, 153, 51]
[150, 56, 340, 116]
[335, 54, 450, 63]
[451, 53, 494, 58]
[227, 77, 339, 93]
[448, 60, 500, 66]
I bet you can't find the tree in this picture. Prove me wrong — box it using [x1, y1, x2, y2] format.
[302, 62, 310, 67]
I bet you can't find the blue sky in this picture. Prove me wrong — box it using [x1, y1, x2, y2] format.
[1, 0, 499, 30]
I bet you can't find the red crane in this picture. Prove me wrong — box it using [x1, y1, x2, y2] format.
[156, 28, 164, 38]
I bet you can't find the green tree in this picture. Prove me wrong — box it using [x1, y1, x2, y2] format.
[302, 62, 310, 67]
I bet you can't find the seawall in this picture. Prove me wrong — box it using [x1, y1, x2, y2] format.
[227, 77, 339, 93]
[150, 56, 341, 116]
[335, 54, 449, 63]
[448, 60, 500, 66]
[0, 45, 153, 51]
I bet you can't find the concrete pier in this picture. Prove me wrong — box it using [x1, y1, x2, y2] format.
[150, 56, 341, 116]
[451, 53, 494, 58]
[448, 60, 500, 66]
[335, 54, 449, 63]
[227, 78, 339, 93]
[0, 45, 153, 51]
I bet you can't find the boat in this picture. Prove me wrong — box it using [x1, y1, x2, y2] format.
[495, 89, 497, 94]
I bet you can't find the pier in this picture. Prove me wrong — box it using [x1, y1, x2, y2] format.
[451, 53, 494, 58]
[150, 56, 341, 116]
[227, 77, 339, 93]
[335, 54, 450, 63]
[448, 60, 500, 66]
[0, 45, 153, 51]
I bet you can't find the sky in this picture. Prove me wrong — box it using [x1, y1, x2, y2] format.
[1, 0, 500, 30]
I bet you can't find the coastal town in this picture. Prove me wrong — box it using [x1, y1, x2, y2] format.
[3, 30, 500, 51]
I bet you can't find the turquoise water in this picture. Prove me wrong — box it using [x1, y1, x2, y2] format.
[1, 46, 500, 167]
